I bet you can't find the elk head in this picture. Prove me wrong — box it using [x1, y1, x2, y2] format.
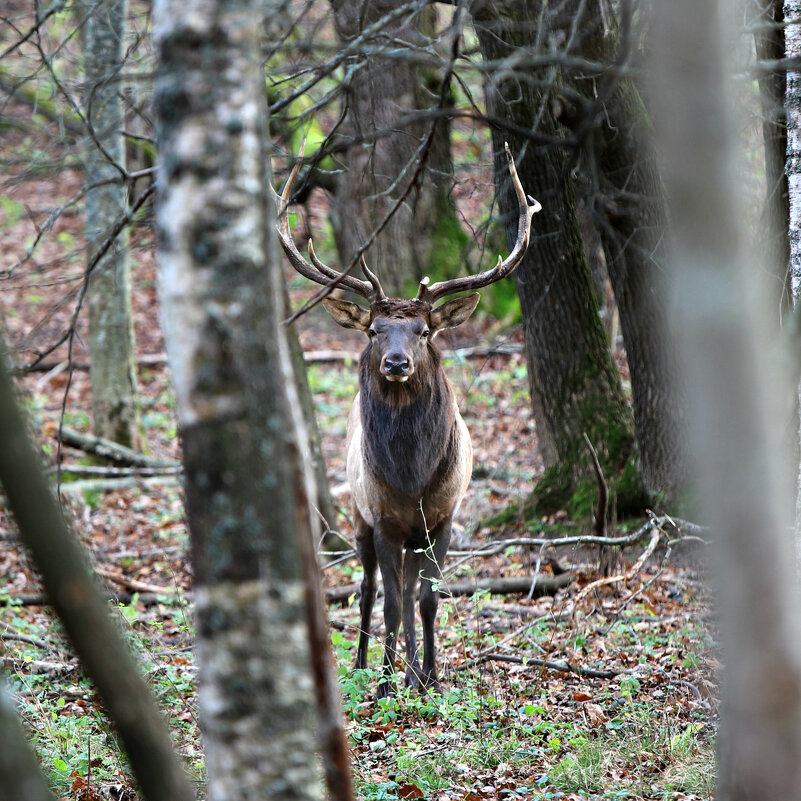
[321, 295, 480, 384]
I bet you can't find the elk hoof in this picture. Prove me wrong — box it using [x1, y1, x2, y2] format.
[376, 678, 397, 700]
[421, 671, 441, 696]
[404, 665, 424, 690]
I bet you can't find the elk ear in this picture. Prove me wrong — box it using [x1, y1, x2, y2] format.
[322, 298, 371, 331]
[430, 293, 480, 335]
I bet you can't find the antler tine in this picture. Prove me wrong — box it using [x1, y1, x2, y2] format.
[274, 142, 375, 299]
[418, 142, 540, 304]
[360, 256, 386, 300]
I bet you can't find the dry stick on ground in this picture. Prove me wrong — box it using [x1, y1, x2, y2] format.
[324, 573, 574, 605]
[465, 515, 679, 677]
[473, 651, 630, 680]
[569, 523, 663, 616]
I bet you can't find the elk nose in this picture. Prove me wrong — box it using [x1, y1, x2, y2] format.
[382, 354, 411, 378]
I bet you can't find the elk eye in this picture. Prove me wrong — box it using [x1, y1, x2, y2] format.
[421, 328, 430, 339]
[368, 327, 377, 338]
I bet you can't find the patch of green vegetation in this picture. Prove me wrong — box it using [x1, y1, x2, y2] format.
[0, 194, 25, 226]
[547, 704, 715, 799]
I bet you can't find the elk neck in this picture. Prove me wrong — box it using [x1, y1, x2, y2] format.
[359, 344, 457, 498]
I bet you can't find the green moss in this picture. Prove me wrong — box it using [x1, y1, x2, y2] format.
[429, 206, 472, 280]
[400, 201, 473, 298]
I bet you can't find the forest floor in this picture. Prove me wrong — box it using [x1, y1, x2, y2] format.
[0, 95, 717, 800]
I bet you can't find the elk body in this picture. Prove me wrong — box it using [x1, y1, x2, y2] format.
[276, 144, 539, 696]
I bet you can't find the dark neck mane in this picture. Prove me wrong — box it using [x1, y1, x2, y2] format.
[359, 348, 455, 498]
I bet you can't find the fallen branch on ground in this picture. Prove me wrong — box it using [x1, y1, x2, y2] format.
[324, 573, 574, 605]
[472, 651, 631, 679]
[52, 426, 179, 469]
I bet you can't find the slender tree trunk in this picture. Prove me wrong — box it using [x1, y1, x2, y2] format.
[154, 0, 352, 797]
[330, 0, 461, 296]
[786, 1, 801, 564]
[474, 0, 645, 519]
[84, 0, 141, 449]
[0, 683, 56, 801]
[0, 340, 194, 801]
[651, 1, 801, 798]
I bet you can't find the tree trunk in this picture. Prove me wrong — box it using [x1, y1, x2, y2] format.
[286, 313, 345, 551]
[786, 1, 801, 563]
[330, 0, 462, 297]
[154, 0, 352, 797]
[752, 0, 792, 320]
[554, 0, 686, 503]
[0, 341, 194, 801]
[0, 682, 56, 801]
[474, 1, 646, 519]
[84, 0, 141, 449]
[651, 1, 801, 797]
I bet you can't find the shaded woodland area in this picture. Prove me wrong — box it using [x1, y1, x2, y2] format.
[1, 0, 801, 800]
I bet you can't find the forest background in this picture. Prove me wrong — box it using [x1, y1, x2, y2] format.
[0, 0, 799, 799]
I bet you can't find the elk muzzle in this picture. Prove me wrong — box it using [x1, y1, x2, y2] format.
[380, 352, 412, 382]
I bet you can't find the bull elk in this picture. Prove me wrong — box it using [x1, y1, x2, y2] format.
[275, 144, 540, 697]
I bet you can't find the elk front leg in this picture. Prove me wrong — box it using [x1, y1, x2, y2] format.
[402, 547, 424, 689]
[374, 524, 404, 699]
[354, 511, 376, 671]
[418, 521, 452, 693]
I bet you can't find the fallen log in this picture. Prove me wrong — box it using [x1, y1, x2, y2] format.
[324, 572, 574, 605]
[53, 426, 179, 469]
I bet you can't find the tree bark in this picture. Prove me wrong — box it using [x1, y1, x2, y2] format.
[84, 0, 141, 449]
[153, 0, 352, 797]
[0, 682, 56, 801]
[752, 0, 792, 320]
[786, 1, 801, 566]
[330, 0, 461, 297]
[651, 1, 801, 798]
[554, 0, 686, 503]
[473, 0, 645, 519]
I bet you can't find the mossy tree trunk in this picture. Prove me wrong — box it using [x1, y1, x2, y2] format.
[84, 0, 141, 449]
[330, 0, 463, 297]
[154, 0, 352, 796]
[473, 1, 646, 520]
[553, 0, 686, 504]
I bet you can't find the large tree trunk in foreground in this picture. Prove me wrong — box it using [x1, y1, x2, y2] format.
[154, 0, 352, 798]
[474, 1, 645, 519]
[84, 0, 141, 448]
[651, 1, 801, 798]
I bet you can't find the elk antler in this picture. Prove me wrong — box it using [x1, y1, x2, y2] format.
[273, 142, 385, 300]
[416, 142, 541, 305]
